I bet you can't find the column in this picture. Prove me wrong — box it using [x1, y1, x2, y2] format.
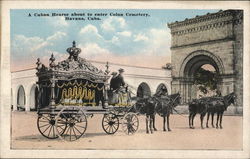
[12, 89, 17, 111]
[25, 94, 30, 112]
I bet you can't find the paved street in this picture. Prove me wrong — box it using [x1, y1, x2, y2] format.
[11, 111, 242, 150]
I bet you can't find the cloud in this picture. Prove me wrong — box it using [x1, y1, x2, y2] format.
[150, 28, 171, 55]
[117, 31, 132, 37]
[101, 17, 126, 31]
[11, 31, 67, 71]
[138, 27, 171, 57]
[133, 33, 149, 42]
[111, 36, 119, 43]
[79, 43, 112, 59]
[109, 31, 132, 46]
[79, 24, 104, 43]
[47, 31, 67, 41]
[80, 24, 100, 35]
[106, 26, 171, 58]
[13, 35, 45, 53]
[40, 50, 68, 65]
[13, 31, 67, 53]
[33, 31, 67, 51]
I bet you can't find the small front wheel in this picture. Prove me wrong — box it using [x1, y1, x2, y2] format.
[102, 113, 119, 134]
[122, 113, 139, 135]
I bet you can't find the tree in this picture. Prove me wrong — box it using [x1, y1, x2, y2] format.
[194, 67, 219, 94]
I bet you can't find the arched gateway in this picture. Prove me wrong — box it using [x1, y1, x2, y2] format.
[168, 10, 243, 114]
[179, 50, 224, 102]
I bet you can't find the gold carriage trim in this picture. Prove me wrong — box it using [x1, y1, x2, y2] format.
[56, 81, 104, 90]
[58, 102, 97, 106]
[61, 86, 95, 100]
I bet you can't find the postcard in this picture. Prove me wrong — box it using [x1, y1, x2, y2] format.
[1, 1, 249, 158]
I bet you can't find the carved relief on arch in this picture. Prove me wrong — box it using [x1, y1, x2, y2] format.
[179, 50, 225, 77]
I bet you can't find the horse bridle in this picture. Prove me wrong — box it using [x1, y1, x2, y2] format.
[224, 93, 235, 105]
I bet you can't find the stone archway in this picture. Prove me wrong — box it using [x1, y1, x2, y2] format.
[17, 85, 26, 110]
[137, 82, 151, 98]
[179, 50, 224, 77]
[178, 51, 224, 103]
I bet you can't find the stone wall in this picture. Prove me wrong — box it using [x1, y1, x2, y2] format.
[169, 10, 235, 48]
[233, 11, 243, 113]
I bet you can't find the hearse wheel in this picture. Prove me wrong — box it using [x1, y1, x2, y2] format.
[122, 113, 139, 135]
[37, 113, 66, 139]
[55, 107, 87, 142]
[102, 113, 119, 134]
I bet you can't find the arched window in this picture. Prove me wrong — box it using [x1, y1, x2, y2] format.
[156, 83, 168, 95]
[137, 82, 151, 98]
[30, 84, 39, 110]
[17, 85, 26, 107]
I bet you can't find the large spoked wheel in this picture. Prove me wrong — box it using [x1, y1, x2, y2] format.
[102, 113, 119, 134]
[122, 113, 139, 135]
[55, 107, 87, 142]
[37, 114, 66, 139]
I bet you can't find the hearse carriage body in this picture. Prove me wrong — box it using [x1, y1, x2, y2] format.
[36, 41, 139, 141]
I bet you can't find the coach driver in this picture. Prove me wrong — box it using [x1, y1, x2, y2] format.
[110, 68, 127, 92]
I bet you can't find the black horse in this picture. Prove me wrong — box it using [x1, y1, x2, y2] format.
[133, 93, 181, 134]
[189, 92, 236, 129]
[134, 96, 158, 134]
[154, 93, 181, 132]
[188, 99, 207, 129]
[206, 92, 236, 129]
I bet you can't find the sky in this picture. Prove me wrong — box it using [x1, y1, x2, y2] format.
[10, 9, 219, 71]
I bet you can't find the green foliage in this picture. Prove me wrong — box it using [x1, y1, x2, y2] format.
[194, 67, 219, 94]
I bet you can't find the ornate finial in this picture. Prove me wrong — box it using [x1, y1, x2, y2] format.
[36, 58, 40, 64]
[36, 58, 42, 70]
[105, 61, 110, 75]
[50, 53, 55, 62]
[67, 41, 81, 61]
[49, 53, 56, 68]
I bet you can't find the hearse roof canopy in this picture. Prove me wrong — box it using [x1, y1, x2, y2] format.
[36, 41, 110, 83]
